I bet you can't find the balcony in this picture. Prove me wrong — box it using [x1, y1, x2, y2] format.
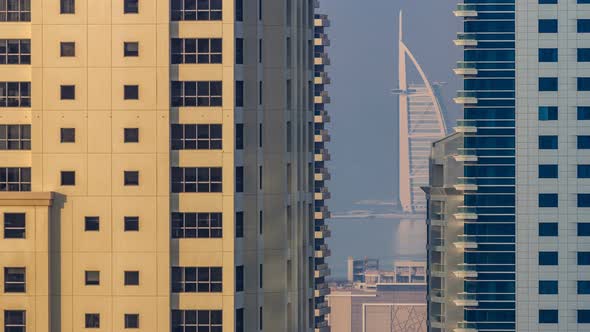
[453, 4, 478, 17]
[454, 33, 478, 47]
[453, 119, 477, 134]
[315, 72, 331, 85]
[315, 244, 331, 258]
[314, 111, 331, 123]
[315, 91, 331, 104]
[315, 225, 331, 239]
[315, 149, 331, 162]
[454, 235, 478, 250]
[453, 208, 478, 220]
[454, 293, 479, 307]
[315, 53, 331, 65]
[315, 187, 331, 200]
[454, 62, 478, 76]
[454, 149, 478, 162]
[315, 169, 331, 181]
[453, 177, 478, 191]
[314, 15, 330, 28]
[455, 322, 478, 332]
[315, 129, 331, 143]
[314, 282, 330, 297]
[315, 301, 331, 316]
[453, 265, 478, 278]
[314, 34, 330, 47]
[315, 206, 331, 220]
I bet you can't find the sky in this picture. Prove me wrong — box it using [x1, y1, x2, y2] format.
[319, 0, 462, 214]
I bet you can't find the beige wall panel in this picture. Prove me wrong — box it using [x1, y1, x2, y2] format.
[112, 197, 158, 252]
[87, 0, 111, 25]
[42, 111, 88, 154]
[41, 68, 87, 111]
[0, 152, 30, 166]
[0, 67, 31, 80]
[71, 196, 111, 252]
[42, 154, 87, 195]
[177, 109, 224, 123]
[112, 297, 158, 331]
[87, 111, 112, 153]
[41, 0, 88, 25]
[0, 109, 32, 123]
[87, 26, 111, 68]
[112, 253, 158, 295]
[176, 239, 224, 254]
[111, 0, 157, 25]
[111, 111, 157, 153]
[42, 25, 88, 68]
[71, 297, 111, 331]
[111, 68, 157, 110]
[87, 154, 112, 196]
[176, 22, 223, 37]
[72, 253, 112, 295]
[111, 25, 156, 67]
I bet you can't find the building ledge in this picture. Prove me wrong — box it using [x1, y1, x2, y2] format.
[0, 192, 56, 206]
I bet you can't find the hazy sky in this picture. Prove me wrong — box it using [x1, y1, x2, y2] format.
[319, 0, 461, 213]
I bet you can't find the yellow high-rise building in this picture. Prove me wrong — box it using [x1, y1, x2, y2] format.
[0, 0, 319, 331]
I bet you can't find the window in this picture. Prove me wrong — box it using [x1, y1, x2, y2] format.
[581, 194, 590, 207]
[236, 265, 244, 292]
[85, 271, 100, 285]
[60, 42, 75, 57]
[539, 251, 558, 265]
[171, 124, 222, 150]
[236, 166, 243, 193]
[580, 0, 590, 3]
[0, 82, 30, 107]
[258, 124, 263, 148]
[60, 0, 75, 14]
[580, 19, 590, 33]
[235, 80, 244, 107]
[171, 0, 222, 21]
[580, 136, 590, 149]
[0, 39, 30, 64]
[539, 136, 558, 149]
[236, 211, 243, 238]
[124, 271, 139, 286]
[0, 0, 31, 21]
[579, 49, 590, 62]
[124, 0, 138, 13]
[171, 266, 222, 293]
[259, 264, 263, 288]
[124, 216, 139, 231]
[171, 81, 222, 107]
[124, 314, 139, 329]
[60, 171, 75, 186]
[0, 125, 30, 150]
[539, 165, 558, 178]
[4, 267, 25, 293]
[579, 281, 590, 294]
[539, 48, 558, 62]
[579, 310, 590, 323]
[236, 308, 244, 332]
[259, 81, 263, 104]
[580, 107, 590, 120]
[85, 313, 100, 328]
[4, 213, 25, 238]
[539, 19, 558, 33]
[580, 252, 590, 265]
[539, 280, 558, 294]
[235, 0, 242, 21]
[171, 212, 222, 238]
[539, 77, 558, 91]
[4, 310, 25, 332]
[85, 216, 99, 231]
[539, 194, 558, 207]
[579, 78, 590, 91]
[259, 307, 263, 330]
[236, 38, 243, 64]
[60, 128, 75, 143]
[124, 85, 139, 100]
[538, 106, 557, 120]
[539, 0, 557, 4]
[171, 167, 222, 193]
[580, 223, 590, 236]
[124, 42, 139, 57]
[258, 0, 261, 20]
[539, 309, 558, 324]
[236, 124, 243, 150]
[124, 128, 139, 143]
[171, 310, 222, 332]
[0, 168, 30, 191]
[580, 165, 590, 178]
[539, 222, 558, 236]
[171, 38, 222, 64]
[259, 210, 263, 235]
[60, 85, 75, 100]
[124, 171, 139, 186]
[258, 39, 262, 63]
[258, 166, 262, 189]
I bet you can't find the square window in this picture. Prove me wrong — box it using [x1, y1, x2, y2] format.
[124, 85, 139, 100]
[4, 267, 26, 293]
[539, 136, 558, 149]
[60, 85, 75, 100]
[60, 42, 75, 57]
[124, 216, 139, 231]
[539, 309, 558, 324]
[85, 313, 100, 328]
[60, 0, 75, 14]
[84, 216, 99, 232]
[60, 128, 75, 143]
[124, 314, 139, 329]
[4, 310, 26, 331]
[580, 19, 590, 33]
[538, 106, 558, 121]
[578, 281, 590, 294]
[539, 48, 558, 62]
[124, 0, 139, 14]
[578, 310, 590, 323]
[539, 77, 558, 91]
[124, 128, 139, 143]
[579, 223, 590, 236]
[579, 252, 590, 265]
[539, 222, 558, 236]
[539, 19, 558, 33]
[124, 271, 139, 286]
[85, 271, 100, 285]
[60, 171, 75, 186]
[539, 193, 558, 207]
[539, 251, 558, 265]
[124, 171, 139, 186]
[4, 213, 25, 239]
[539, 165, 558, 178]
[124, 42, 139, 57]
[539, 280, 558, 294]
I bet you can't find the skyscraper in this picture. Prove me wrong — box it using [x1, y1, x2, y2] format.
[0, 0, 317, 331]
[428, 0, 590, 331]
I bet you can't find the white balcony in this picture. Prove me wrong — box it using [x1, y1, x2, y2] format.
[453, 212, 478, 220]
[454, 67, 478, 76]
[454, 96, 478, 105]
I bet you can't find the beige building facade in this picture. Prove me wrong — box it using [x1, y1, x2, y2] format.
[0, 0, 318, 331]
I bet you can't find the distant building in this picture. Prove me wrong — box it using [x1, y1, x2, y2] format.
[347, 257, 426, 290]
[347, 257, 380, 283]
